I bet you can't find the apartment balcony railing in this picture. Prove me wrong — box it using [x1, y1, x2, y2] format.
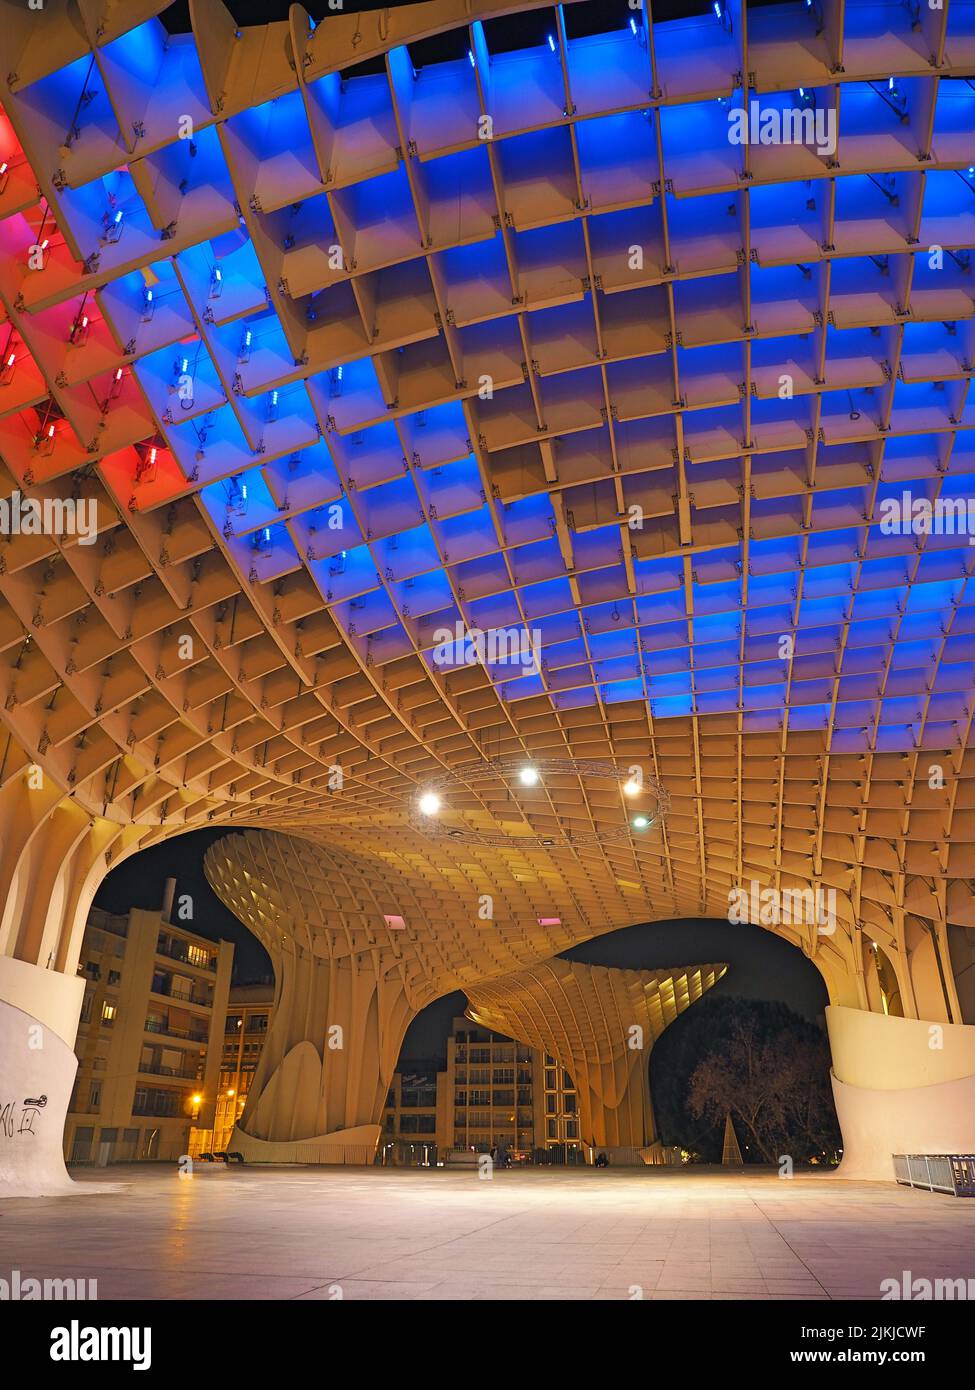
[152, 982, 213, 1007]
[155, 941, 216, 971]
[139, 1063, 204, 1081]
[132, 1101, 188, 1119]
[144, 1019, 209, 1043]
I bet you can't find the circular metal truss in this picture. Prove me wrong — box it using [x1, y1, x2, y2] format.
[406, 757, 670, 847]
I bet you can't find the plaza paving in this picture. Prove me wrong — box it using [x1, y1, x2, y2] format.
[2, 1165, 973, 1301]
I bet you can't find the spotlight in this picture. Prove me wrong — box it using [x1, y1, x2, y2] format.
[632, 815, 650, 830]
[518, 764, 540, 786]
[104, 208, 124, 243]
[69, 309, 89, 346]
[135, 442, 158, 485]
[418, 791, 441, 815]
[226, 475, 248, 516]
[623, 778, 641, 797]
[36, 419, 57, 456]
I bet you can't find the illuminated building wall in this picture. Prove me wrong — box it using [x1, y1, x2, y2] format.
[63, 891, 233, 1165]
[211, 980, 273, 1152]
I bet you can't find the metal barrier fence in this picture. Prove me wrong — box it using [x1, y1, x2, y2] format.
[894, 1154, 975, 1196]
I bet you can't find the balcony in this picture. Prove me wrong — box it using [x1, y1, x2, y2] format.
[132, 1099, 189, 1119]
[145, 1019, 210, 1043]
[155, 940, 217, 972]
[151, 980, 214, 1008]
[139, 1062, 203, 1081]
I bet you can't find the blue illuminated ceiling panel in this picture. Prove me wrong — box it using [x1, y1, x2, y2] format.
[0, 0, 973, 945]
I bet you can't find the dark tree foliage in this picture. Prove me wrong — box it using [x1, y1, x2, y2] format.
[650, 995, 841, 1164]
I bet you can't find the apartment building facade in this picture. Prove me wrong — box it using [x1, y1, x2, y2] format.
[382, 1017, 583, 1163]
[64, 882, 233, 1165]
[440, 1016, 582, 1159]
[380, 1061, 444, 1164]
[210, 981, 274, 1152]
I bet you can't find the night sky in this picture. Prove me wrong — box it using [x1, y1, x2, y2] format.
[160, 0, 742, 42]
[95, 828, 829, 1062]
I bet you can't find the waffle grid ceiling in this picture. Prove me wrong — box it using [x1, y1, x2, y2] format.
[0, 0, 974, 959]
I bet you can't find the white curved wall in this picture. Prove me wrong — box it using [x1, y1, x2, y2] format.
[827, 1006, 975, 1181]
[229, 1122, 381, 1166]
[0, 960, 84, 1197]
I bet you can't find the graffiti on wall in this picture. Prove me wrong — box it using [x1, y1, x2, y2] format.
[0, 1094, 47, 1138]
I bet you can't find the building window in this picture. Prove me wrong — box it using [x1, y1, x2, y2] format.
[186, 944, 210, 968]
[101, 1002, 116, 1025]
[400, 1114, 437, 1135]
[132, 1087, 185, 1118]
[70, 1127, 93, 1162]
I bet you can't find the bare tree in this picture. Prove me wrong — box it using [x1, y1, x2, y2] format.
[687, 1008, 837, 1163]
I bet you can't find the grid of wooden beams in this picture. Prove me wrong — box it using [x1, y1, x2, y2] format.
[0, 0, 973, 1018]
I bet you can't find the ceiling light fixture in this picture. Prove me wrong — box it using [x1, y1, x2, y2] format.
[406, 758, 669, 846]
